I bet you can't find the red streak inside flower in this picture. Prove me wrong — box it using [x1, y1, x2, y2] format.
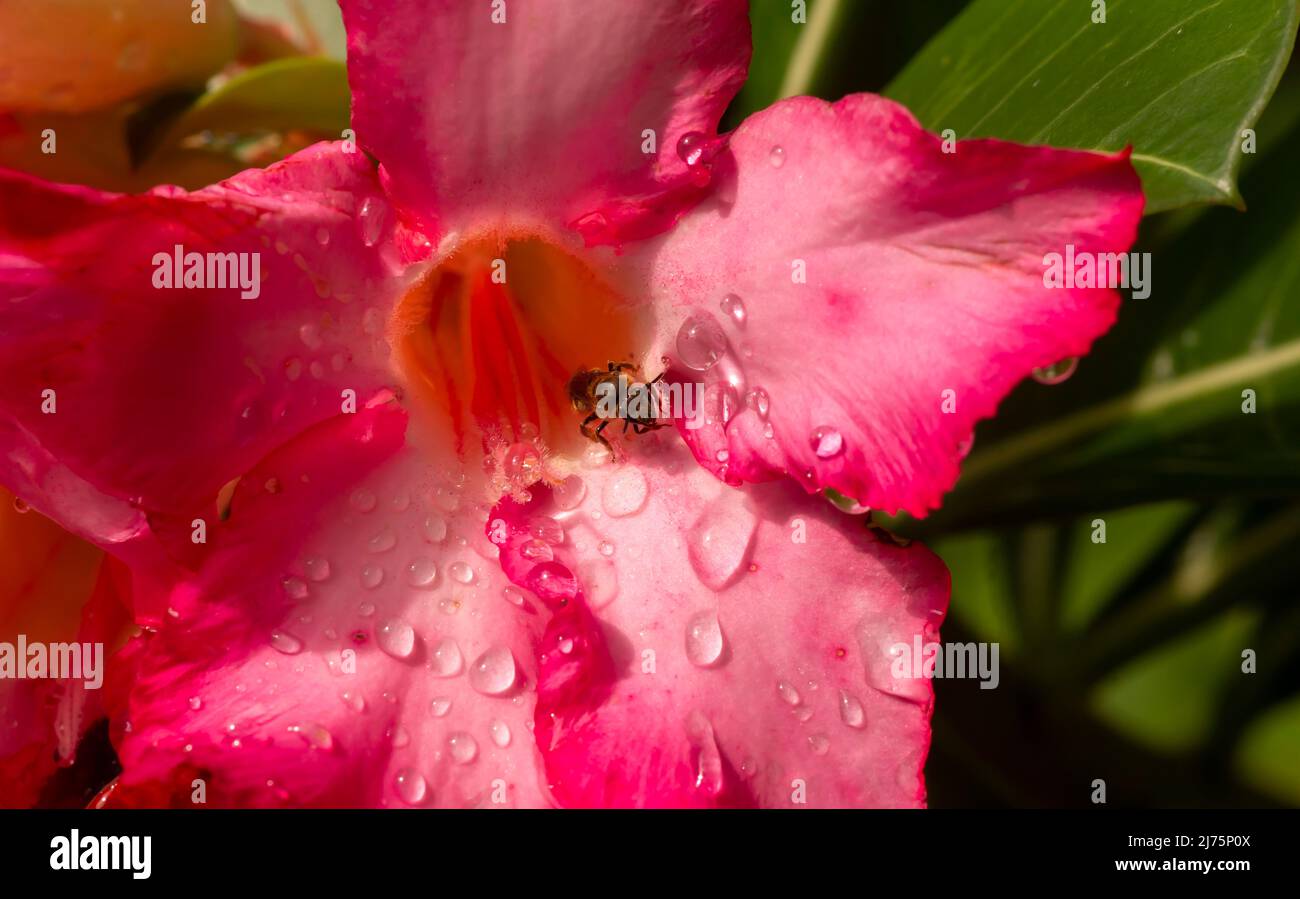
[392, 235, 641, 458]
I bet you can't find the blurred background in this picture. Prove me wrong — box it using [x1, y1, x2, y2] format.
[2, 0, 1296, 807]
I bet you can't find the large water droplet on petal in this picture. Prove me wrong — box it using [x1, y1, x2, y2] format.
[675, 313, 727, 371]
[429, 637, 464, 677]
[469, 645, 517, 696]
[377, 620, 416, 659]
[684, 610, 725, 668]
[489, 719, 512, 748]
[406, 558, 438, 588]
[448, 561, 474, 584]
[685, 711, 724, 796]
[360, 564, 384, 589]
[304, 557, 331, 582]
[368, 528, 397, 553]
[719, 293, 747, 328]
[448, 732, 479, 765]
[769, 145, 786, 167]
[1032, 356, 1078, 385]
[839, 690, 866, 728]
[270, 630, 303, 655]
[857, 618, 930, 703]
[430, 697, 452, 717]
[687, 491, 758, 590]
[552, 475, 586, 511]
[394, 768, 427, 805]
[357, 196, 388, 247]
[423, 514, 448, 543]
[601, 468, 648, 517]
[503, 442, 543, 488]
[810, 426, 844, 459]
[745, 387, 770, 419]
[676, 131, 718, 167]
[776, 680, 802, 706]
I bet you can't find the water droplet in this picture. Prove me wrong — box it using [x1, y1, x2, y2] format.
[552, 475, 586, 511]
[502, 585, 526, 607]
[429, 637, 463, 677]
[350, 488, 377, 513]
[719, 293, 747, 328]
[368, 528, 397, 553]
[360, 564, 384, 589]
[676, 131, 717, 167]
[810, 426, 843, 459]
[423, 514, 448, 543]
[357, 196, 387, 247]
[776, 680, 802, 706]
[394, 768, 427, 804]
[469, 646, 517, 696]
[602, 468, 648, 517]
[685, 711, 723, 796]
[808, 734, 830, 755]
[358, 601, 376, 617]
[339, 690, 365, 712]
[745, 387, 770, 418]
[675, 313, 727, 371]
[448, 561, 474, 584]
[525, 561, 578, 608]
[504, 442, 542, 487]
[577, 558, 618, 609]
[376, 620, 416, 659]
[389, 725, 410, 747]
[684, 611, 725, 667]
[448, 732, 479, 765]
[430, 697, 452, 717]
[688, 491, 758, 590]
[769, 146, 786, 167]
[489, 719, 512, 748]
[281, 577, 309, 600]
[188, 696, 202, 711]
[597, 540, 615, 557]
[288, 723, 333, 750]
[270, 630, 304, 655]
[406, 558, 438, 588]
[857, 618, 930, 703]
[1032, 356, 1078, 385]
[839, 690, 866, 729]
[530, 516, 565, 544]
[304, 557, 331, 582]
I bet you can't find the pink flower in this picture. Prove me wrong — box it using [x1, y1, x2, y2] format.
[0, 0, 1142, 808]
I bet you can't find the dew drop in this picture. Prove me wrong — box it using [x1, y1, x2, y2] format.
[406, 558, 438, 588]
[376, 620, 416, 659]
[520, 539, 554, 562]
[503, 442, 543, 487]
[597, 540, 615, 557]
[304, 557, 331, 582]
[530, 516, 565, 545]
[429, 637, 464, 677]
[685, 711, 724, 796]
[350, 488, 377, 513]
[448, 561, 474, 584]
[502, 585, 526, 607]
[270, 630, 304, 655]
[857, 618, 930, 703]
[745, 387, 770, 418]
[357, 196, 387, 247]
[602, 468, 648, 517]
[394, 768, 427, 805]
[684, 610, 725, 667]
[447, 732, 478, 765]
[776, 680, 802, 706]
[719, 293, 747, 328]
[839, 690, 866, 729]
[525, 561, 578, 608]
[810, 426, 844, 459]
[281, 577, 309, 600]
[360, 564, 384, 589]
[368, 528, 397, 553]
[289, 723, 333, 750]
[577, 558, 618, 609]
[808, 734, 830, 756]
[469, 645, 517, 696]
[489, 719, 512, 748]
[430, 697, 452, 717]
[688, 491, 758, 590]
[1032, 356, 1078, 385]
[423, 514, 448, 543]
[676, 130, 715, 167]
[339, 690, 365, 712]
[552, 475, 587, 511]
[675, 313, 727, 371]
[769, 145, 786, 167]
[188, 696, 202, 711]
[357, 601, 376, 617]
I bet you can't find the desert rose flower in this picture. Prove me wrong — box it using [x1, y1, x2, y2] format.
[0, 0, 1142, 807]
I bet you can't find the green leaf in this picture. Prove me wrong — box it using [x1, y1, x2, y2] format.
[886, 0, 1299, 213]
[729, 0, 848, 123]
[143, 57, 350, 162]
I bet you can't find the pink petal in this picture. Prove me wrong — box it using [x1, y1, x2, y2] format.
[107, 404, 554, 808]
[0, 144, 403, 536]
[492, 438, 950, 807]
[633, 94, 1144, 516]
[339, 0, 750, 244]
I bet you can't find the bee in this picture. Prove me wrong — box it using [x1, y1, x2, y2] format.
[568, 361, 670, 453]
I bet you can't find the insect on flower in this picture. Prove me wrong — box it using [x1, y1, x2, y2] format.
[568, 361, 670, 454]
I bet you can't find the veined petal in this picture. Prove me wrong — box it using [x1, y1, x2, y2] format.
[339, 0, 750, 244]
[631, 94, 1144, 516]
[492, 438, 950, 808]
